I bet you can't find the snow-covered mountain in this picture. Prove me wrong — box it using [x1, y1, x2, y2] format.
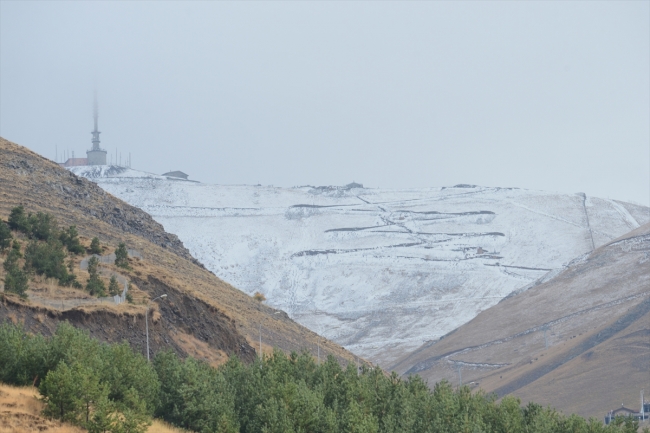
[69, 166, 650, 366]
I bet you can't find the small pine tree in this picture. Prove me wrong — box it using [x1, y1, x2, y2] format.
[8, 206, 30, 233]
[85, 256, 106, 297]
[115, 243, 129, 269]
[60, 226, 85, 255]
[10, 240, 22, 256]
[27, 211, 57, 241]
[89, 237, 102, 255]
[108, 275, 120, 296]
[0, 221, 12, 252]
[3, 261, 29, 299]
[3, 242, 28, 298]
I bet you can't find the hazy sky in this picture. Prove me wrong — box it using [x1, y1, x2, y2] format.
[1, 1, 649, 205]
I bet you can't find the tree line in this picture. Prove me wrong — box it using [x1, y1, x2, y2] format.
[0, 322, 643, 433]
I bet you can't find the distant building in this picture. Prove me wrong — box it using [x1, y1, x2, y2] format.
[604, 392, 649, 424]
[163, 171, 189, 180]
[60, 157, 89, 167]
[605, 407, 639, 424]
[345, 182, 363, 189]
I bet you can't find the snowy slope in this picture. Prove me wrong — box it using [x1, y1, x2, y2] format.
[69, 166, 650, 366]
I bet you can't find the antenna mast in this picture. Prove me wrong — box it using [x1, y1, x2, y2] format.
[91, 90, 101, 151]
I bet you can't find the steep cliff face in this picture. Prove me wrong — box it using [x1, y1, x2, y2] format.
[0, 137, 359, 366]
[0, 282, 257, 364]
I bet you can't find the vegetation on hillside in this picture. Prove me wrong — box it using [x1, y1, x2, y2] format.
[115, 242, 130, 269]
[1, 206, 132, 300]
[0, 321, 643, 433]
[90, 237, 102, 255]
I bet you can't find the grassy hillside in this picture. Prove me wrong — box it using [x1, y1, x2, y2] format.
[393, 222, 650, 419]
[0, 136, 358, 365]
[0, 383, 184, 433]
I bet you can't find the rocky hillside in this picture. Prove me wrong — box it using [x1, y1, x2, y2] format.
[0, 137, 358, 366]
[392, 222, 650, 418]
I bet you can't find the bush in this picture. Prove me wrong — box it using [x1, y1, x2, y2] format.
[90, 237, 102, 255]
[23, 238, 72, 285]
[60, 225, 85, 255]
[28, 212, 57, 241]
[253, 291, 266, 302]
[3, 242, 29, 298]
[115, 243, 129, 269]
[8, 205, 30, 233]
[3, 264, 29, 298]
[0, 220, 12, 252]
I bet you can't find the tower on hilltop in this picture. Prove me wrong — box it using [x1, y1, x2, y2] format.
[86, 91, 107, 165]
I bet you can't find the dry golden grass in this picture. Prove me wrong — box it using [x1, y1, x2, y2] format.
[0, 383, 84, 433]
[148, 419, 189, 433]
[0, 383, 187, 433]
[170, 331, 228, 367]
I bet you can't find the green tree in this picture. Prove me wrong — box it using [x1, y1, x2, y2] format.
[8, 205, 30, 233]
[0, 220, 12, 252]
[100, 342, 160, 415]
[3, 263, 29, 298]
[108, 275, 120, 296]
[40, 361, 81, 422]
[86, 389, 115, 433]
[23, 238, 73, 285]
[116, 387, 153, 433]
[0, 323, 48, 385]
[90, 237, 102, 255]
[115, 243, 129, 269]
[86, 256, 106, 296]
[3, 242, 29, 298]
[28, 211, 57, 241]
[60, 225, 85, 255]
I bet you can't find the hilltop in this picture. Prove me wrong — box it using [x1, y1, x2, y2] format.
[0, 137, 358, 366]
[68, 164, 649, 366]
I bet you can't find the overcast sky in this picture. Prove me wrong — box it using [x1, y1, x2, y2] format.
[1, 1, 649, 205]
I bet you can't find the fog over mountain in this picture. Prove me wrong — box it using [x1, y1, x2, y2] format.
[1, 1, 649, 206]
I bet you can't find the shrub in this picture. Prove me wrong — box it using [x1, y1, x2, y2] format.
[8, 205, 30, 233]
[3, 264, 29, 298]
[90, 237, 102, 255]
[28, 212, 57, 241]
[23, 238, 72, 285]
[0, 220, 12, 252]
[115, 243, 129, 269]
[253, 291, 266, 302]
[2, 242, 28, 298]
[60, 225, 85, 255]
